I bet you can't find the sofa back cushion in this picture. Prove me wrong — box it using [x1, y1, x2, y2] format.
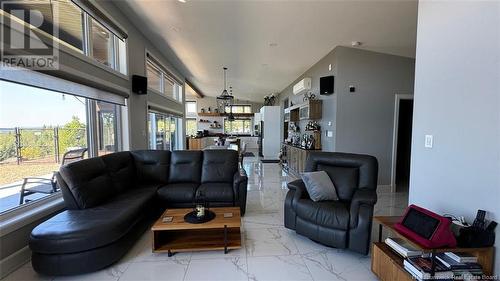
[201, 150, 238, 183]
[101, 151, 135, 192]
[59, 157, 115, 209]
[131, 150, 170, 184]
[169, 151, 203, 183]
[305, 152, 378, 201]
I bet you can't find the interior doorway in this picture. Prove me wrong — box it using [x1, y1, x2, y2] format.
[391, 94, 414, 192]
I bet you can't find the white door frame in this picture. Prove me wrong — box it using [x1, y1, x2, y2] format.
[390, 94, 414, 192]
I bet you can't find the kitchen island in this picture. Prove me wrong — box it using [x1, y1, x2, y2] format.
[188, 136, 258, 151]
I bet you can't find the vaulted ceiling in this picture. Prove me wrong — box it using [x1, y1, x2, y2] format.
[117, 0, 418, 102]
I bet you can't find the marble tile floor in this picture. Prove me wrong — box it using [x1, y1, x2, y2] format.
[4, 156, 409, 281]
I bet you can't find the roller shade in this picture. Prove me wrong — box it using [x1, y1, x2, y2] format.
[148, 104, 184, 118]
[71, 0, 128, 39]
[146, 53, 183, 85]
[0, 65, 127, 105]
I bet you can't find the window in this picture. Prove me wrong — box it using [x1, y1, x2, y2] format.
[148, 111, 182, 150]
[96, 101, 119, 155]
[186, 101, 197, 115]
[57, 0, 85, 51]
[146, 56, 183, 102]
[1, 0, 128, 74]
[186, 118, 197, 136]
[224, 119, 252, 135]
[90, 19, 114, 67]
[146, 61, 162, 93]
[225, 105, 252, 113]
[0, 79, 122, 214]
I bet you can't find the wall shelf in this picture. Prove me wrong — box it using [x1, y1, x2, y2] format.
[198, 112, 254, 118]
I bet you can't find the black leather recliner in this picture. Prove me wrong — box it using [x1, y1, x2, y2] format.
[284, 152, 378, 255]
[29, 149, 247, 276]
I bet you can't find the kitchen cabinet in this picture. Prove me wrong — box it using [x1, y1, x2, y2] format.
[298, 100, 322, 120]
[284, 144, 315, 175]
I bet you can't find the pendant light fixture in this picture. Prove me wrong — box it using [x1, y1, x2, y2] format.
[227, 86, 235, 121]
[216, 67, 234, 113]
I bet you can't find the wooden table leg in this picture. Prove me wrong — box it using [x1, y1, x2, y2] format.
[224, 225, 228, 254]
[378, 224, 383, 242]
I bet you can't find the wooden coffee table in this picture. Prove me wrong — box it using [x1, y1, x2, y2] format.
[151, 207, 241, 256]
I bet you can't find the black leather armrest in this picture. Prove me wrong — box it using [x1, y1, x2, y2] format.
[233, 165, 248, 215]
[287, 179, 310, 208]
[287, 179, 306, 191]
[349, 189, 377, 228]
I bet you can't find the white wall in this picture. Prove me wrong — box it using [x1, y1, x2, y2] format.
[409, 0, 500, 274]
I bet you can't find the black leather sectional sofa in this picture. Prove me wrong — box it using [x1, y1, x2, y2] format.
[284, 152, 378, 255]
[29, 150, 247, 276]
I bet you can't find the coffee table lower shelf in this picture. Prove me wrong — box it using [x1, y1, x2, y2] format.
[152, 227, 241, 256]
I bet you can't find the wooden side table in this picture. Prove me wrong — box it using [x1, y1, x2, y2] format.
[371, 216, 494, 281]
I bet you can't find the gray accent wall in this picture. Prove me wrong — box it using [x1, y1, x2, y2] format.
[278, 46, 415, 185]
[279, 48, 339, 152]
[335, 47, 415, 185]
[409, 1, 499, 274]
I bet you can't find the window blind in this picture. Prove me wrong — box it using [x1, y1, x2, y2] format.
[0, 65, 127, 105]
[148, 104, 184, 118]
[71, 0, 128, 39]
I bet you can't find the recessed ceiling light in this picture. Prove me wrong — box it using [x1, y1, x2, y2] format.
[269, 43, 278, 47]
[351, 41, 362, 47]
[178, 0, 186, 3]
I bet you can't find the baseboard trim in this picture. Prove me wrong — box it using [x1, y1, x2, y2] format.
[0, 246, 31, 279]
[377, 185, 393, 192]
[261, 159, 280, 163]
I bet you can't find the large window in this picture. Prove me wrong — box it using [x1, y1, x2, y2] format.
[224, 119, 252, 135]
[2, 0, 127, 74]
[0, 79, 122, 214]
[186, 101, 197, 115]
[146, 61, 162, 93]
[148, 111, 181, 151]
[186, 118, 197, 137]
[90, 19, 114, 67]
[225, 104, 252, 113]
[96, 101, 119, 155]
[57, 0, 85, 51]
[146, 56, 183, 102]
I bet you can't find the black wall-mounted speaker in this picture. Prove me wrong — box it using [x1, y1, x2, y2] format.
[132, 75, 148, 95]
[320, 76, 334, 95]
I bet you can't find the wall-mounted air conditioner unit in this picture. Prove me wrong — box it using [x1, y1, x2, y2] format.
[293, 78, 312, 95]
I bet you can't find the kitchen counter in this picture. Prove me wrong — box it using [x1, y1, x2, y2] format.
[283, 143, 322, 175]
[282, 142, 322, 151]
[188, 136, 259, 150]
[189, 135, 257, 139]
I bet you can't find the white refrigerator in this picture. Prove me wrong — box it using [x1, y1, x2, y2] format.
[259, 106, 281, 161]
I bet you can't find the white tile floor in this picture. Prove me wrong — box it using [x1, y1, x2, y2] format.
[4, 156, 409, 281]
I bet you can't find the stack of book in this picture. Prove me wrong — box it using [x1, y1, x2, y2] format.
[436, 252, 483, 279]
[385, 238, 483, 280]
[403, 257, 454, 281]
[384, 237, 422, 258]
